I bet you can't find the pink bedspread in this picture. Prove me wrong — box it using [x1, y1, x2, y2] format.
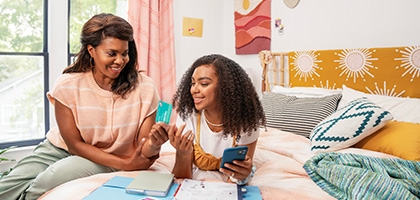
[39, 128, 396, 200]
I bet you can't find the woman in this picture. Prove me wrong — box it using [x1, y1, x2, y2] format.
[0, 13, 168, 200]
[167, 54, 265, 185]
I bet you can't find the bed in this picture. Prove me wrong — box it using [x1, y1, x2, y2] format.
[40, 46, 420, 200]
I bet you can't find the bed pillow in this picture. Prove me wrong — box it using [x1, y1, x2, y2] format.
[338, 85, 420, 123]
[353, 121, 420, 161]
[262, 92, 342, 138]
[271, 85, 342, 98]
[310, 97, 393, 153]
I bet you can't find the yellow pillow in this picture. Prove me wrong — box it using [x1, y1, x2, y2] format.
[353, 121, 420, 161]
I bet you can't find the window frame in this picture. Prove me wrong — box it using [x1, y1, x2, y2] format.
[0, 0, 49, 149]
[67, 0, 74, 65]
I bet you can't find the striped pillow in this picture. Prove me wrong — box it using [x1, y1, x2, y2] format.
[262, 92, 342, 138]
[310, 97, 393, 153]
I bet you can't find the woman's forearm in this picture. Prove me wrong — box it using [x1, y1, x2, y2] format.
[141, 139, 161, 158]
[68, 141, 127, 170]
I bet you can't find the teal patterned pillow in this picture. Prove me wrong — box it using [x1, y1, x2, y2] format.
[310, 97, 393, 153]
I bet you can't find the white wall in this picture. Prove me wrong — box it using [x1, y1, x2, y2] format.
[172, 0, 224, 84]
[48, 0, 68, 128]
[173, 0, 262, 91]
[271, 0, 420, 52]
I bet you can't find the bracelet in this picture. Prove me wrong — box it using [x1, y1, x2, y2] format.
[230, 164, 256, 185]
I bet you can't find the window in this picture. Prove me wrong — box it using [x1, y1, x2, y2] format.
[0, 0, 47, 149]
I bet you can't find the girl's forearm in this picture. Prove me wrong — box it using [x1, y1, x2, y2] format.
[172, 152, 193, 179]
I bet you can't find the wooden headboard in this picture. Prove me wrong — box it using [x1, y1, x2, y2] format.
[260, 46, 420, 98]
[259, 51, 288, 92]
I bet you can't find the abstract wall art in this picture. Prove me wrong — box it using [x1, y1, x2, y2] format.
[234, 0, 271, 54]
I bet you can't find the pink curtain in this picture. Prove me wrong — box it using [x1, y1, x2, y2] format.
[128, 0, 176, 103]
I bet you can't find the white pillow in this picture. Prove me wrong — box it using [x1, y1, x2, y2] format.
[271, 85, 342, 98]
[310, 97, 393, 153]
[338, 85, 420, 123]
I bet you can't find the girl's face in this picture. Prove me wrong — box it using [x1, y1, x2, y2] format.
[190, 65, 219, 112]
[88, 37, 129, 85]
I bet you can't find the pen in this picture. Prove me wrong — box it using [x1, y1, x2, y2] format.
[173, 184, 181, 197]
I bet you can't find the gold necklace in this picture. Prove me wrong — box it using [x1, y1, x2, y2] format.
[204, 112, 223, 127]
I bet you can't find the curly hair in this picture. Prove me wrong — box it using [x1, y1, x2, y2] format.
[63, 13, 139, 97]
[173, 54, 266, 140]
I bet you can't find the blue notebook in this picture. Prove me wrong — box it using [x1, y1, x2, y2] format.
[242, 185, 263, 200]
[83, 176, 262, 200]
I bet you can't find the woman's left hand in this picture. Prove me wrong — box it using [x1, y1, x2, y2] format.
[219, 155, 252, 182]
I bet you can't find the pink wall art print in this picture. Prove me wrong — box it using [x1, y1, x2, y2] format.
[235, 0, 271, 54]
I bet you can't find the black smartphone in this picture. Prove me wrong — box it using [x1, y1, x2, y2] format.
[220, 146, 248, 169]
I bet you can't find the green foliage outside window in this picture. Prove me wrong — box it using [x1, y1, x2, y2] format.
[0, 0, 44, 137]
[69, 0, 118, 54]
[0, 0, 43, 53]
[0, 0, 43, 82]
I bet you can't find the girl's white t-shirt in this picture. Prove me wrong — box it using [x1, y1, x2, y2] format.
[176, 110, 259, 158]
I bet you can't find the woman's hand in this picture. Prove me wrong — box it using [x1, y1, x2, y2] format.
[148, 122, 170, 151]
[123, 138, 158, 170]
[168, 123, 194, 155]
[219, 155, 253, 182]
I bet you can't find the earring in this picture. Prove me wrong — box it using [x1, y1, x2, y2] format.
[90, 57, 94, 67]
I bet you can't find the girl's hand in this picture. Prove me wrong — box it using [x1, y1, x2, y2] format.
[168, 123, 194, 155]
[219, 155, 253, 182]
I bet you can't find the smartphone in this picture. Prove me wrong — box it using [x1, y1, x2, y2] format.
[155, 100, 172, 124]
[220, 146, 248, 169]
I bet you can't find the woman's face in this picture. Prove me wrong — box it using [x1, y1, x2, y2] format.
[88, 37, 129, 81]
[190, 65, 219, 111]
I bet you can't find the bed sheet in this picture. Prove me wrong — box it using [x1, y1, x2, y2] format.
[39, 128, 397, 200]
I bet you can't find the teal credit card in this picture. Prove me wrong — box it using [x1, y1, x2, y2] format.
[155, 100, 172, 124]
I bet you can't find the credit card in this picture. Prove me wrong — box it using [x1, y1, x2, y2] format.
[155, 100, 172, 124]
